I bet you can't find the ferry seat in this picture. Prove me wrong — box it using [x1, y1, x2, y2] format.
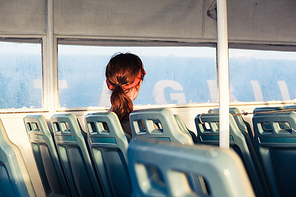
[84, 112, 131, 197]
[0, 118, 36, 197]
[127, 138, 255, 197]
[195, 113, 269, 197]
[50, 113, 104, 197]
[253, 111, 296, 197]
[174, 114, 198, 144]
[253, 106, 284, 113]
[24, 115, 71, 197]
[284, 105, 296, 110]
[129, 108, 194, 145]
[254, 107, 289, 130]
[209, 107, 253, 138]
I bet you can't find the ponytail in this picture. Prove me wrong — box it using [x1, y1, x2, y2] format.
[110, 85, 133, 121]
[105, 53, 145, 121]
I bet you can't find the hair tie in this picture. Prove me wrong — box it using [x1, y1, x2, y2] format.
[106, 69, 146, 90]
[122, 69, 146, 90]
[106, 79, 115, 90]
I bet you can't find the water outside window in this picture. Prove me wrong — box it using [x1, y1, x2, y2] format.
[58, 45, 217, 108]
[0, 41, 42, 109]
[229, 48, 296, 103]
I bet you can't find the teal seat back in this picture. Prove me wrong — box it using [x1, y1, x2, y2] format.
[85, 112, 131, 197]
[195, 113, 269, 197]
[253, 111, 296, 197]
[284, 105, 296, 110]
[173, 114, 190, 136]
[254, 107, 290, 130]
[129, 108, 193, 145]
[253, 106, 284, 113]
[127, 138, 255, 197]
[24, 115, 71, 197]
[210, 107, 254, 140]
[50, 114, 104, 197]
[210, 107, 248, 132]
[0, 119, 36, 197]
[174, 114, 198, 144]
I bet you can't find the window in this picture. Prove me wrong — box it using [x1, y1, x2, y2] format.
[229, 48, 296, 102]
[0, 40, 42, 109]
[58, 45, 216, 108]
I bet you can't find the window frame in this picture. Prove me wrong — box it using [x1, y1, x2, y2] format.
[0, 36, 46, 113]
[1, 36, 296, 114]
[228, 43, 296, 104]
[56, 38, 217, 111]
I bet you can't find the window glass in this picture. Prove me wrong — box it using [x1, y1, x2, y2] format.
[0, 41, 42, 109]
[58, 45, 216, 108]
[229, 49, 296, 102]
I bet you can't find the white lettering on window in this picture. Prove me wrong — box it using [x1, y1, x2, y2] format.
[154, 80, 186, 104]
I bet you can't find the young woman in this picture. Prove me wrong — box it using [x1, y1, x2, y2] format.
[105, 53, 145, 137]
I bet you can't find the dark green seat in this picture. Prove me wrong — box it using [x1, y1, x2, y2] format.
[85, 112, 131, 197]
[127, 138, 255, 197]
[284, 105, 296, 110]
[253, 106, 284, 113]
[24, 115, 71, 197]
[0, 119, 36, 197]
[253, 111, 296, 197]
[50, 113, 104, 197]
[254, 107, 289, 130]
[210, 107, 253, 138]
[195, 113, 269, 197]
[129, 108, 193, 145]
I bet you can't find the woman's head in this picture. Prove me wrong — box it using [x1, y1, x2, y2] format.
[105, 53, 145, 121]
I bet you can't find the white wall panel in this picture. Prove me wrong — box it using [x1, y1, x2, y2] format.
[0, 0, 295, 44]
[54, 0, 217, 40]
[227, 0, 296, 43]
[0, 0, 46, 34]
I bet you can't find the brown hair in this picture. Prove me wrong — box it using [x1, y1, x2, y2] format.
[105, 53, 145, 121]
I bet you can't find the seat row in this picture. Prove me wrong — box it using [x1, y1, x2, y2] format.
[196, 105, 296, 197]
[118, 105, 296, 197]
[0, 110, 254, 197]
[132, 105, 296, 197]
[2, 106, 296, 196]
[23, 113, 126, 197]
[22, 109, 258, 197]
[20, 108, 254, 197]
[21, 108, 199, 197]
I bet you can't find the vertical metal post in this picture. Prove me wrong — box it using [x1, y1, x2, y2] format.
[46, 0, 57, 113]
[217, 0, 229, 148]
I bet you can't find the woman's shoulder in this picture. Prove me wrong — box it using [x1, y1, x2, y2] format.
[121, 120, 132, 139]
[107, 109, 132, 140]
